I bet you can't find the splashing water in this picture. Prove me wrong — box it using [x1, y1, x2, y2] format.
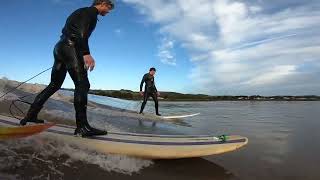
[0, 134, 153, 179]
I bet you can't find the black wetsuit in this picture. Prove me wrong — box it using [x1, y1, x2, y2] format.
[139, 73, 160, 115]
[21, 7, 106, 136]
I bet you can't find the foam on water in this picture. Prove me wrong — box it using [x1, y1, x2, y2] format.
[0, 134, 153, 178]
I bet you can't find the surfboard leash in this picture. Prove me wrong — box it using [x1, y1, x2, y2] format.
[0, 67, 53, 99]
[0, 67, 53, 121]
[9, 95, 35, 121]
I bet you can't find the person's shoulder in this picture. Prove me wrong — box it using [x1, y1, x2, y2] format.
[86, 7, 99, 15]
[69, 7, 86, 17]
[73, 7, 95, 14]
[73, 7, 87, 12]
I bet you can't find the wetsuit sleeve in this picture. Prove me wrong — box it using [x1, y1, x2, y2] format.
[140, 74, 146, 91]
[82, 38, 90, 55]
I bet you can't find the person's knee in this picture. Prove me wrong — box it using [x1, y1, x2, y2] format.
[153, 97, 158, 103]
[75, 80, 90, 93]
[48, 81, 63, 92]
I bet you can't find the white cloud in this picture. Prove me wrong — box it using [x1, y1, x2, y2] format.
[122, 0, 320, 95]
[249, 5, 262, 14]
[244, 65, 297, 86]
[158, 37, 176, 66]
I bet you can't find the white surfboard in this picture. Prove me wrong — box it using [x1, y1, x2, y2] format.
[162, 113, 201, 119]
[0, 115, 248, 159]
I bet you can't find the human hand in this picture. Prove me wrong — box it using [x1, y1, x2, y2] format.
[84, 55, 95, 72]
[139, 91, 144, 96]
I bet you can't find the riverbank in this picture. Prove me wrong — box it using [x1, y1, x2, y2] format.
[65, 88, 320, 102]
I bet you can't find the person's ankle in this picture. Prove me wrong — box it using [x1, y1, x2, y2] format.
[20, 117, 44, 125]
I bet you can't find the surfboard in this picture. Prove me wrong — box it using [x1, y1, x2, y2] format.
[162, 113, 201, 119]
[0, 120, 55, 140]
[140, 112, 200, 121]
[0, 115, 248, 159]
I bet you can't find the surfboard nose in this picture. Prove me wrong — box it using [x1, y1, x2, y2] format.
[0, 122, 55, 140]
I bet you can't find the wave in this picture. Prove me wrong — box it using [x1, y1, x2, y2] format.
[0, 134, 153, 179]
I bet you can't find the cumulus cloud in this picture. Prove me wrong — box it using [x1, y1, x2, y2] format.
[244, 65, 297, 86]
[122, 0, 320, 95]
[158, 37, 176, 66]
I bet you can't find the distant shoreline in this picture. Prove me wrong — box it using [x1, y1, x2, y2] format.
[1, 77, 318, 101]
[61, 88, 320, 101]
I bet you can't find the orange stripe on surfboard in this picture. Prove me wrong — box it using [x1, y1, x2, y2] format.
[0, 123, 55, 140]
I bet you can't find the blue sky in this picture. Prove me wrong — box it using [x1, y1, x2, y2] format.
[1, 0, 320, 95]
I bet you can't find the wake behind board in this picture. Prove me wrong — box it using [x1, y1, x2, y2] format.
[0, 115, 248, 159]
[0, 120, 55, 140]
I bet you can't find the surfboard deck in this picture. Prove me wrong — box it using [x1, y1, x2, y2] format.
[0, 115, 248, 159]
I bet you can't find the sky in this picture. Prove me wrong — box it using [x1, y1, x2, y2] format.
[1, 0, 320, 95]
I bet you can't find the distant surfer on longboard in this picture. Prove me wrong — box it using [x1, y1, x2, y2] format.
[139, 67, 161, 116]
[19, 0, 115, 137]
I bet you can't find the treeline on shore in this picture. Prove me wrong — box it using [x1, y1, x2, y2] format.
[61, 88, 320, 101]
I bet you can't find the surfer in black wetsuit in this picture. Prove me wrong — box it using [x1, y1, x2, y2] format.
[139, 67, 161, 116]
[20, 0, 115, 137]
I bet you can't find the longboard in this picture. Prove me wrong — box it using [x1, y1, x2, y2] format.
[162, 113, 201, 119]
[0, 115, 248, 159]
[140, 112, 201, 121]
